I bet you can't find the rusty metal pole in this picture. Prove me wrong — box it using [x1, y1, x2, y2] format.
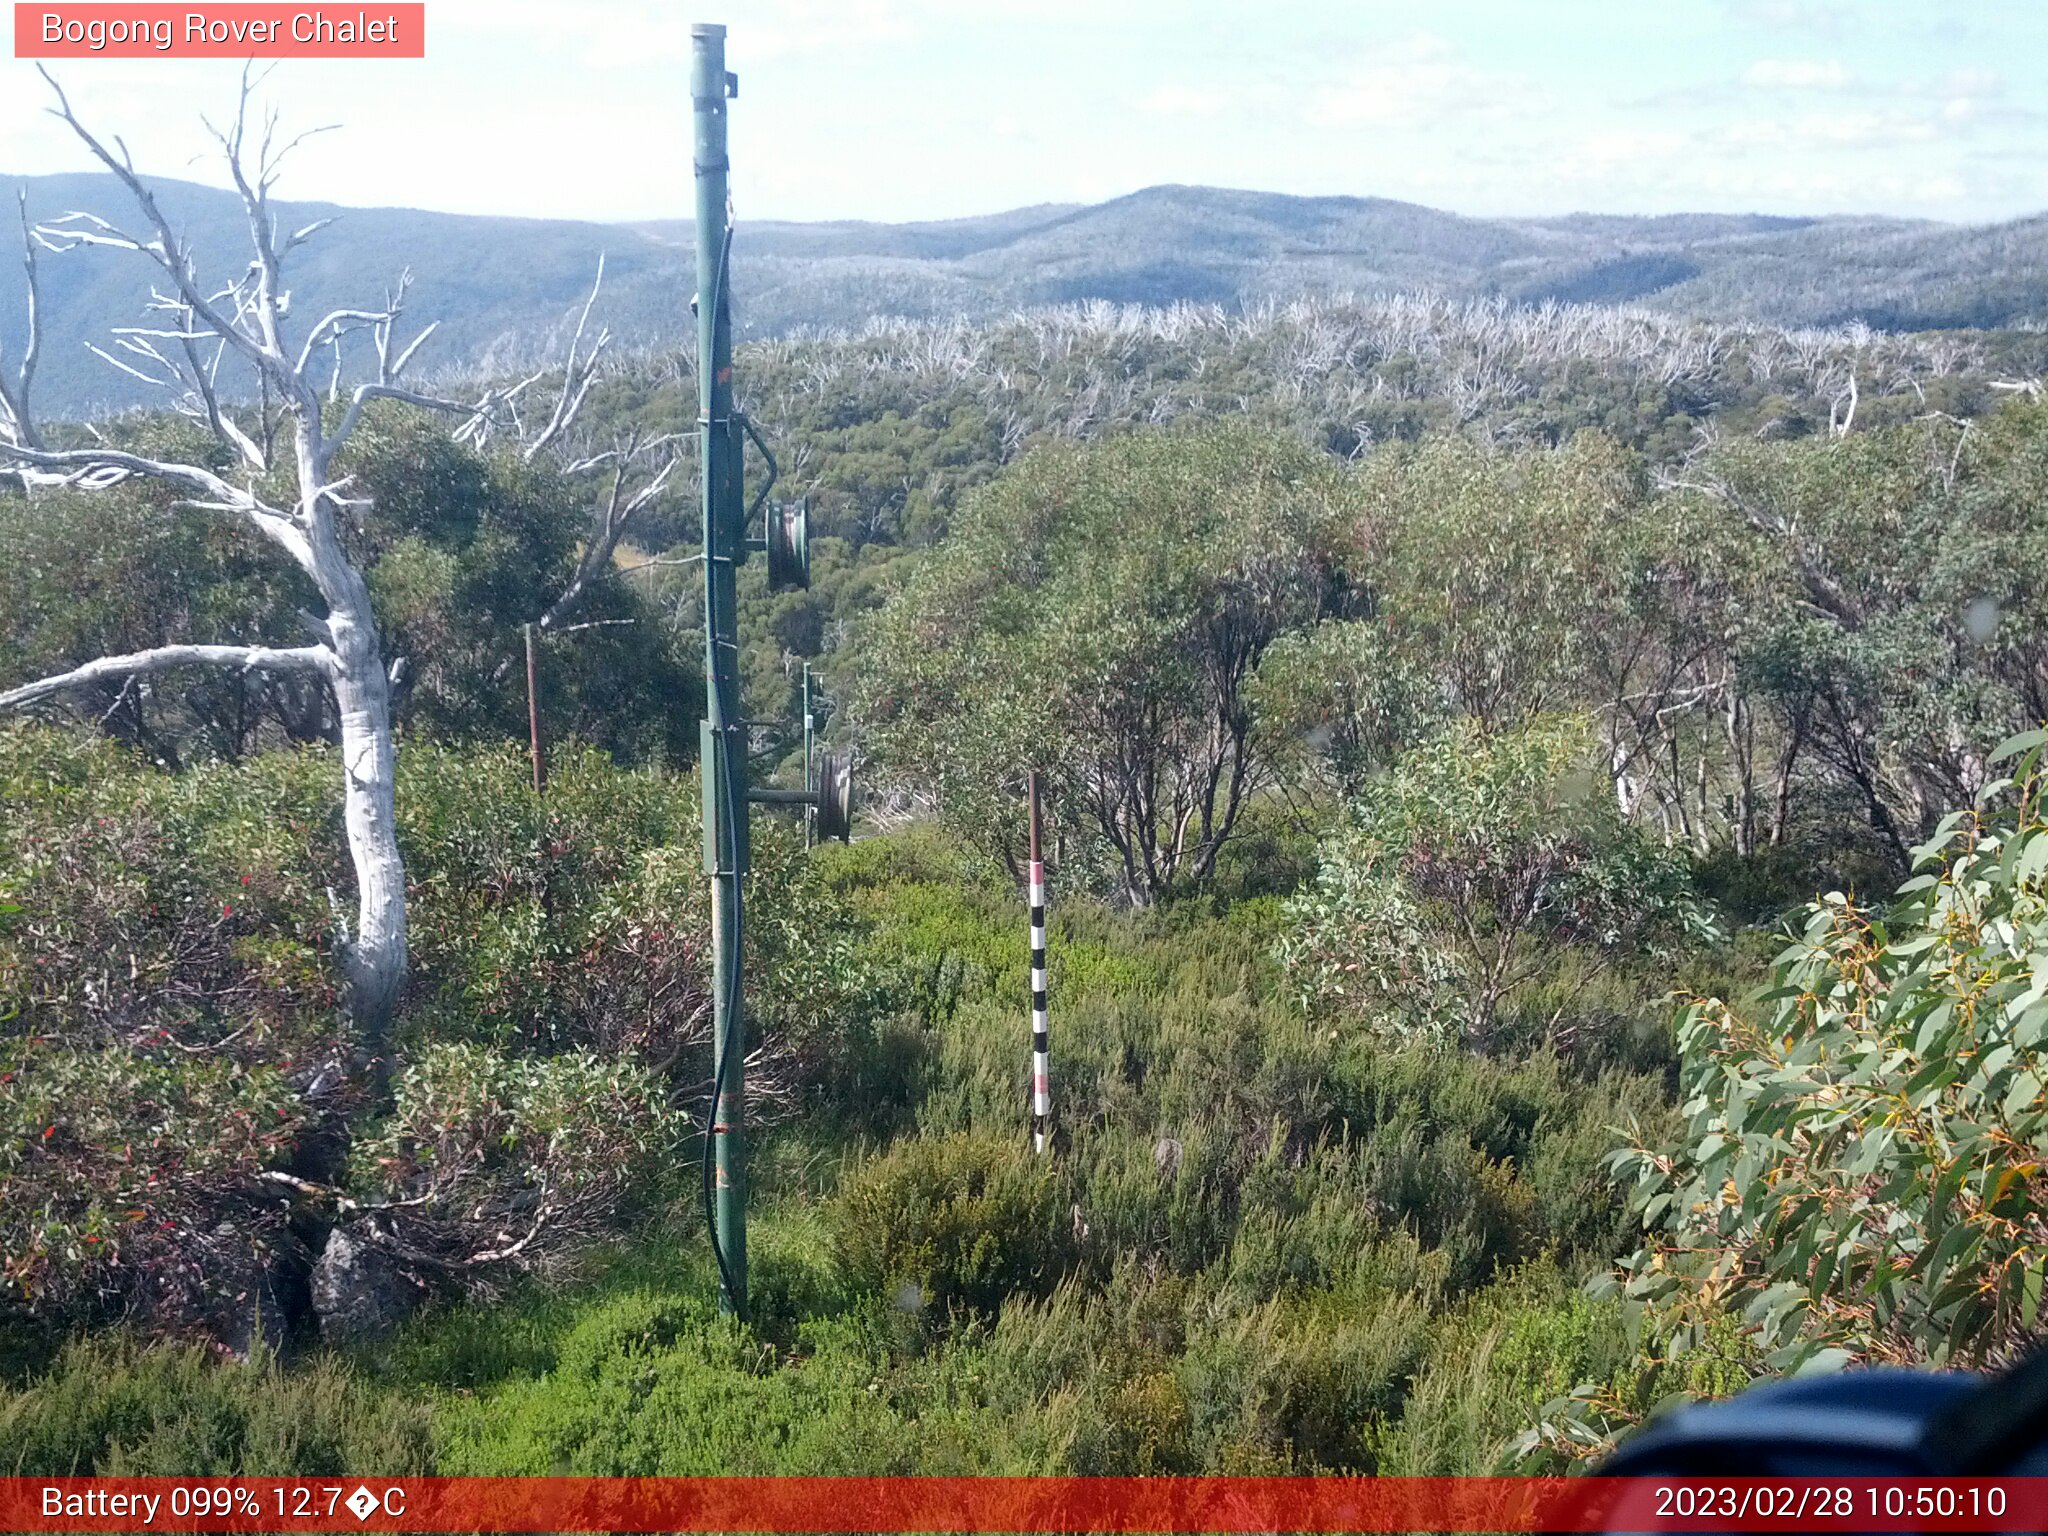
[524, 621, 545, 795]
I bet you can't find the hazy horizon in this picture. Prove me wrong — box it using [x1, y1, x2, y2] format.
[3, 165, 2039, 234]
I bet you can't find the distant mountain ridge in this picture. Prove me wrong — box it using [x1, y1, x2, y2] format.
[3, 172, 2044, 416]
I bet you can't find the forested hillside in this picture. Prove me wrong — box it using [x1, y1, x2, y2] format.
[7, 169, 2048, 415]
[7, 244, 2048, 1474]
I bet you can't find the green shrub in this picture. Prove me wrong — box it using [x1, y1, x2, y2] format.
[0, 1338, 431, 1475]
[980, 1261, 1433, 1474]
[0, 1043, 304, 1336]
[433, 1298, 914, 1475]
[346, 1044, 683, 1284]
[1371, 1263, 1634, 1474]
[0, 726, 882, 1334]
[745, 1213, 855, 1350]
[1611, 736, 2048, 1374]
[0, 725, 342, 1049]
[830, 1133, 1068, 1316]
[1280, 715, 1708, 1052]
[1156, 1289, 1432, 1473]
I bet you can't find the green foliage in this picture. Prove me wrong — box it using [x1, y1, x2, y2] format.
[0, 1046, 302, 1326]
[830, 1133, 1066, 1316]
[391, 739, 700, 1054]
[1250, 620, 1441, 786]
[1689, 404, 2048, 867]
[1363, 434, 1643, 729]
[0, 415, 697, 770]
[0, 440, 312, 767]
[1281, 716, 1706, 1050]
[0, 725, 339, 1333]
[0, 726, 870, 1330]
[432, 1287, 1019, 1476]
[350, 1045, 683, 1275]
[1610, 735, 2048, 1378]
[17, 287, 2048, 1479]
[0, 798, 1684, 1477]
[841, 830, 1666, 1272]
[857, 424, 1346, 903]
[341, 411, 701, 765]
[1369, 1263, 1635, 1474]
[0, 1337, 433, 1476]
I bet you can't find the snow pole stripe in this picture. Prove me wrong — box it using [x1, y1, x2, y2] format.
[1027, 771, 1051, 1155]
[1029, 855, 1051, 1152]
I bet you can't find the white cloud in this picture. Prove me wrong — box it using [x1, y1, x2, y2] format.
[1565, 128, 1695, 166]
[1915, 174, 1968, 203]
[1723, 108, 1942, 148]
[1940, 67, 2006, 97]
[1140, 84, 1228, 117]
[1742, 57, 1852, 90]
[1308, 35, 1546, 128]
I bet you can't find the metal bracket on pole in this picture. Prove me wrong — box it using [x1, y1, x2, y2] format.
[741, 412, 778, 524]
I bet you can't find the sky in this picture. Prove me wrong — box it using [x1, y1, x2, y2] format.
[3, 0, 2045, 226]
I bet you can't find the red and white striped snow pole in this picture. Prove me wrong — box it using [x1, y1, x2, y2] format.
[1028, 770, 1051, 1155]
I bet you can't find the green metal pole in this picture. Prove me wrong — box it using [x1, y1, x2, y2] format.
[692, 20, 746, 1319]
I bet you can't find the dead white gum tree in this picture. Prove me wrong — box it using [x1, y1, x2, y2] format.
[0, 69, 538, 1082]
[496, 257, 688, 639]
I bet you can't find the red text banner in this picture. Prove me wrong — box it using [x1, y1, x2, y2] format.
[14, 5, 425, 58]
[5, 1476, 2048, 1532]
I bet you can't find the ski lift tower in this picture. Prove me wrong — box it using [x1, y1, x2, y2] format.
[691, 22, 852, 1320]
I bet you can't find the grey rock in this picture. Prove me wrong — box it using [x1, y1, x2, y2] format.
[312, 1225, 418, 1346]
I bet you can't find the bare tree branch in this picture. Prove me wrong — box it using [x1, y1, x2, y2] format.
[0, 190, 43, 450]
[0, 643, 331, 710]
[0, 429, 300, 519]
[328, 381, 498, 458]
[387, 319, 438, 382]
[183, 330, 268, 470]
[295, 306, 393, 376]
[36, 65, 290, 393]
[522, 257, 610, 461]
[538, 432, 682, 632]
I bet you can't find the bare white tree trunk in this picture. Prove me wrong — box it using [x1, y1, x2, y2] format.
[310, 511, 408, 1042]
